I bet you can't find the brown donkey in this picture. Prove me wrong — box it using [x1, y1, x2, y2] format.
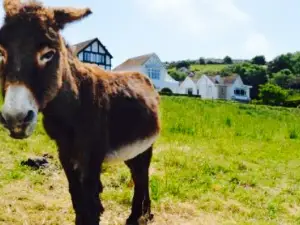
[0, 0, 160, 224]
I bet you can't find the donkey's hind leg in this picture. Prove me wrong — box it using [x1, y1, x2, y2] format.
[125, 146, 154, 225]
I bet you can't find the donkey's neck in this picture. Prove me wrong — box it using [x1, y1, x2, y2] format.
[42, 78, 80, 121]
[42, 44, 107, 124]
[42, 48, 82, 120]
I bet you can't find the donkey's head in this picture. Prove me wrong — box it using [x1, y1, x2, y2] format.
[0, 0, 91, 139]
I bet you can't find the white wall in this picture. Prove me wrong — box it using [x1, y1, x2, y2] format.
[143, 55, 179, 93]
[99, 45, 105, 54]
[92, 42, 98, 52]
[113, 54, 179, 93]
[197, 76, 218, 99]
[178, 77, 197, 95]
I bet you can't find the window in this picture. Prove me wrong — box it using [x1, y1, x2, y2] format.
[106, 55, 111, 65]
[100, 55, 105, 64]
[91, 53, 95, 62]
[95, 54, 104, 64]
[234, 88, 246, 96]
[83, 52, 90, 61]
[147, 68, 160, 80]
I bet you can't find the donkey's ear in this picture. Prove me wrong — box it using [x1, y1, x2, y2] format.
[53, 7, 92, 30]
[3, 0, 21, 17]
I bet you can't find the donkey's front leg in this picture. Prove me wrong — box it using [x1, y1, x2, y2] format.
[79, 152, 105, 225]
[60, 150, 104, 225]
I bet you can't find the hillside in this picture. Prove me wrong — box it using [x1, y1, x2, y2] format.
[1, 97, 300, 224]
[168, 64, 228, 81]
[190, 64, 227, 74]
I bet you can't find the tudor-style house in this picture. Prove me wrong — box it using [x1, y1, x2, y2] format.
[71, 37, 113, 70]
[113, 53, 179, 93]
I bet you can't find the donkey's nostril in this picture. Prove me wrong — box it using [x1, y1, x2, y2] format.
[23, 110, 35, 123]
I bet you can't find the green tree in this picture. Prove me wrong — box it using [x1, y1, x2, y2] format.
[223, 56, 233, 64]
[175, 61, 191, 69]
[221, 63, 268, 99]
[270, 69, 296, 88]
[168, 70, 187, 81]
[199, 57, 206, 65]
[268, 53, 293, 74]
[291, 52, 300, 75]
[258, 83, 288, 106]
[251, 55, 266, 65]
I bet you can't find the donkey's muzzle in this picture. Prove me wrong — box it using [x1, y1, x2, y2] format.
[0, 110, 36, 139]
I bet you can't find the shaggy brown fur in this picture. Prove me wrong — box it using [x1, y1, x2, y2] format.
[0, 1, 160, 224]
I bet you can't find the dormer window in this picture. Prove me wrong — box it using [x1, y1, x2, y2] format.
[147, 68, 160, 80]
[234, 88, 246, 96]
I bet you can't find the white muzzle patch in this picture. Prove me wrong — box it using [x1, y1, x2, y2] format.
[1, 85, 39, 137]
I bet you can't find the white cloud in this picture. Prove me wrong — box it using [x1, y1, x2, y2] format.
[244, 33, 272, 59]
[134, 0, 251, 37]
[133, 0, 272, 59]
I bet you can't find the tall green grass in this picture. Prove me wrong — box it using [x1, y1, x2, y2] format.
[0, 96, 300, 224]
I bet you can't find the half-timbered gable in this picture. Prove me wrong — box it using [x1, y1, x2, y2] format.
[71, 37, 113, 70]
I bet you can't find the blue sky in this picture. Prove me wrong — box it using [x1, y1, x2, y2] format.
[0, 0, 299, 68]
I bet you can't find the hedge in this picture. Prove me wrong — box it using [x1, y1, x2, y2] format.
[283, 99, 300, 108]
[159, 92, 201, 98]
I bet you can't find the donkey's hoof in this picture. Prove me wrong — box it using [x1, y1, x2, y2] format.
[126, 217, 143, 225]
[126, 214, 154, 225]
[146, 213, 154, 222]
[125, 219, 139, 225]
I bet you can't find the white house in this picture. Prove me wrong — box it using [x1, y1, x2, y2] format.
[71, 37, 113, 70]
[179, 74, 252, 102]
[177, 76, 198, 95]
[113, 53, 179, 93]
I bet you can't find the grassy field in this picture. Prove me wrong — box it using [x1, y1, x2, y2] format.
[288, 92, 300, 101]
[190, 64, 227, 74]
[1, 96, 300, 224]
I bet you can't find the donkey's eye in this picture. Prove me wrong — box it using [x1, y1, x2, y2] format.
[0, 51, 6, 64]
[41, 50, 55, 61]
[37, 47, 56, 67]
[0, 52, 4, 63]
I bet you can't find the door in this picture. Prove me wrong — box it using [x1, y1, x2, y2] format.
[218, 86, 227, 99]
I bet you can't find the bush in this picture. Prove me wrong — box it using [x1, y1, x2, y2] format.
[283, 99, 300, 108]
[160, 88, 173, 94]
[159, 92, 201, 98]
[258, 83, 288, 106]
[168, 70, 187, 81]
